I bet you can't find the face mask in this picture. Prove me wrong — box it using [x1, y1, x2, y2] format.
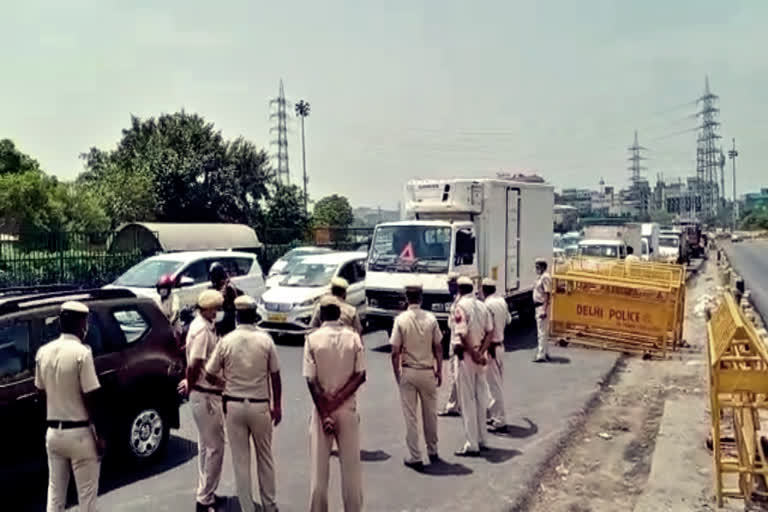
[215, 311, 225, 323]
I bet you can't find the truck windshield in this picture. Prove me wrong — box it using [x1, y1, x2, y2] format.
[369, 225, 451, 272]
[580, 245, 620, 258]
[659, 237, 679, 248]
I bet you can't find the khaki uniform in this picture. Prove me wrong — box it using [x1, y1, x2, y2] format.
[303, 322, 366, 512]
[186, 315, 225, 507]
[533, 272, 552, 360]
[442, 296, 461, 414]
[206, 324, 280, 512]
[484, 295, 511, 425]
[309, 296, 363, 335]
[454, 296, 493, 452]
[34, 334, 101, 512]
[390, 305, 442, 461]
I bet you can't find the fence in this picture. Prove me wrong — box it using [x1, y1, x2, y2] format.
[0, 231, 143, 288]
[550, 257, 686, 358]
[707, 292, 768, 507]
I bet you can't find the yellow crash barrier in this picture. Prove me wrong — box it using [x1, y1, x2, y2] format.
[707, 293, 768, 507]
[551, 258, 686, 357]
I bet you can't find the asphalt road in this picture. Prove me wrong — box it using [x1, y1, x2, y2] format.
[723, 239, 768, 323]
[9, 323, 618, 512]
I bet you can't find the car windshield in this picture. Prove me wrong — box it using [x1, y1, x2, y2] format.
[281, 263, 338, 287]
[113, 259, 184, 287]
[659, 237, 679, 248]
[580, 245, 619, 258]
[369, 225, 451, 272]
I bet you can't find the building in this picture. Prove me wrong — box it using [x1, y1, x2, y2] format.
[653, 177, 703, 217]
[553, 205, 579, 233]
[743, 188, 768, 214]
[559, 188, 592, 216]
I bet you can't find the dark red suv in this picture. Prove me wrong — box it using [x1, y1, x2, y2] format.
[0, 288, 185, 468]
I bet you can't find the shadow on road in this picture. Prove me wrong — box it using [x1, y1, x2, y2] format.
[418, 459, 473, 476]
[544, 356, 570, 364]
[490, 418, 538, 439]
[505, 324, 537, 351]
[6, 434, 197, 512]
[480, 446, 522, 464]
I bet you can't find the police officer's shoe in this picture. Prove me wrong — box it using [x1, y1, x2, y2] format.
[428, 453, 440, 464]
[404, 458, 424, 470]
[454, 448, 481, 457]
[195, 503, 215, 512]
[438, 409, 461, 417]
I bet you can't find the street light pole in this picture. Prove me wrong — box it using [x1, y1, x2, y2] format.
[295, 100, 311, 214]
[728, 138, 739, 230]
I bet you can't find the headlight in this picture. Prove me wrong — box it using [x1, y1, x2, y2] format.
[297, 297, 318, 307]
[431, 303, 445, 312]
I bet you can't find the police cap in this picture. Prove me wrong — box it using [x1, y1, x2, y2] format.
[457, 276, 473, 287]
[198, 289, 224, 309]
[234, 295, 257, 310]
[330, 277, 349, 290]
[535, 257, 548, 265]
[482, 277, 496, 287]
[61, 301, 89, 314]
[404, 282, 423, 293]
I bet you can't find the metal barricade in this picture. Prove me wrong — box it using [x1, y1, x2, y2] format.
[707, 293, 768, 507]
[551, 257, 686, 357]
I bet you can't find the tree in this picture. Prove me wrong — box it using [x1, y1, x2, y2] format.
[0, 139, 41, 175]
[79, 112, 273, 228]
[312, 194, 354, 228]
[264, 183, 309, 244]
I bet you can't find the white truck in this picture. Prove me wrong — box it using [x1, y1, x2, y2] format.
[578, 223, 645, 260]
[641, 222, 660, 261]
[365, 177, 554, 337]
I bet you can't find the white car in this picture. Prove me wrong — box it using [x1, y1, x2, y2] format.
[265, 246, 333, 289]
[257, 251, 368, 335]
[106, 251, 266, 309]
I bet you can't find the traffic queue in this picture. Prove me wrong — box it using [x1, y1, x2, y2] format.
[36, 256, 553, 512]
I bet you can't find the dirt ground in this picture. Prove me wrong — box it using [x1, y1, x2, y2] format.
[524, 260, 742, 512]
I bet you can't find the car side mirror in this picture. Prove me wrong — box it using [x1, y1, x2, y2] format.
[178, 276, 195, 288]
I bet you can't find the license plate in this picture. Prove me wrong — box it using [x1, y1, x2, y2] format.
[268, 313, 287, 322]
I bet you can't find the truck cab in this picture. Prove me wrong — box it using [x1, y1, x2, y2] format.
[577, 239, 627, 259]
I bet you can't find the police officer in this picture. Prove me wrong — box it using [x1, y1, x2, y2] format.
[309, 277, 363, 335]
[533, 258, 552, 363]
[303, 296, 366, 512]
[438, 272, 462, 417]
[453, 277, 493, 456]
[35, 301, 103, 512]
[186, 290, 226, 512]
[480, 278, 511, 431]
[390, 282, 443, 469]
[205, 295, 282, 512]
[209, 262, 241, 336]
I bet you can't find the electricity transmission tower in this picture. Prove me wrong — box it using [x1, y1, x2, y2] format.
[270, 80, 290, 184]
[627, 130, 650, 216]
[695, 76, 722, 219]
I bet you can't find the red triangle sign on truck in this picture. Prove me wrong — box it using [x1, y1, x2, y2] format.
[400, 242, 415, 261]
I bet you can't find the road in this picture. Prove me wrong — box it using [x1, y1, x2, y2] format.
[723, 239, 768, 323]
[9, 323, 618, 512]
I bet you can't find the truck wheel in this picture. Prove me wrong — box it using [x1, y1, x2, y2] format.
[121, 403, 170, 465]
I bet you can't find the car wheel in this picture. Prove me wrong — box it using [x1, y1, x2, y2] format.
[124, 404, 170, 464]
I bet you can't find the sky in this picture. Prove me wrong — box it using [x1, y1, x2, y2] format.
[1, 0, 767, 209]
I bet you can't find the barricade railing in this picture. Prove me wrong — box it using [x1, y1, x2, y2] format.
[707, 293, 768, 507]
[551, 257, 686, 357]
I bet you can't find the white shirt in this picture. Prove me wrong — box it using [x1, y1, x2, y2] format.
[485, 295, 511, 343]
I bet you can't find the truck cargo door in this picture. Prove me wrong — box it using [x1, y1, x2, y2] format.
[505, 188, 520, 291]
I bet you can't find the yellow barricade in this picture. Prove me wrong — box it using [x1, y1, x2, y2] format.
[551, 258, 686, 357]
[707, 293, 768, 507]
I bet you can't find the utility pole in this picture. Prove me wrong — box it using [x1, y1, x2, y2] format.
[728, 138, 739, 230]
[295, 99, 311, 213]
[270, 80, 290, 184]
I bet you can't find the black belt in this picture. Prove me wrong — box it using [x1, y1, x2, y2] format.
[222, 395, 269, 403]
[47, 420, 89, 429]
[402, 364, 433, 370]
[191, 385, 222, 396]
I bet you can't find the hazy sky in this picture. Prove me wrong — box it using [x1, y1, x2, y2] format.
[2, 0, 766, 209]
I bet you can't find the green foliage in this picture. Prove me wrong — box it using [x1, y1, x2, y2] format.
[740, 209, 768, 230]
[79, 112, 272, 228]
[312, 194, 354, 228]
[649, 210, 675, 224]
[0, 139, 41, 175]
[264, 183, 309, 244]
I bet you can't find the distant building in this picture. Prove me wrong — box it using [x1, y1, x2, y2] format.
[653, 177, 703, 217]
[560, 188, 592, 216]
[553, 205, 579, 233]
[743, 188, 768, 214]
